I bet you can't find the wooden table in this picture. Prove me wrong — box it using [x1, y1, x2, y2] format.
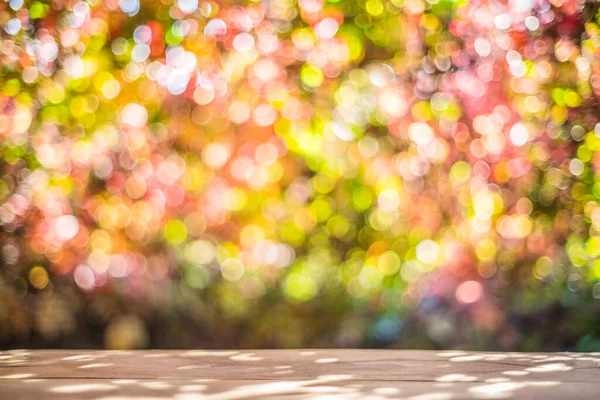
[1, 349, 599, 399]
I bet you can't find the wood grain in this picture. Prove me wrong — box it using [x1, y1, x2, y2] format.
[1, 349, 599, 399]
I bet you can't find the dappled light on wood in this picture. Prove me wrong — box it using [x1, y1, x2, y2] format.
[1, 349, 600, 399]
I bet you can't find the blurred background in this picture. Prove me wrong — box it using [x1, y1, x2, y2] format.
[3, 0, 600, 352]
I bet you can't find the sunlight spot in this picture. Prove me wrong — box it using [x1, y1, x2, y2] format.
[230, 353, 263, 361]
[469, 382, 525, 399]
[211, 381, 306, 398]
[62, 354, 94, 361]
[484, 354, 508, 360]
[450, 355, 483, 362]
[373, 387, 401, 395]
[79, 363, 113, 369]
[51, 384, 117, 393]
[577, 357, 600, 362]
[525, 363, 573, 372]
[0, 359, 26, 365]
[178, 365, 201, 370]
[437, 352, 469, 357]
[1, 373, 35, 379]
[532, 356, 572, 363]
[315, 358, 338, 363]
[111, 379, 137, 384]
[139, 382, 173, 390]
[502, 371, 529, 376]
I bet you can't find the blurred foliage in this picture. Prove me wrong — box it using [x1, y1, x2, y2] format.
[2, 0, 600, 351]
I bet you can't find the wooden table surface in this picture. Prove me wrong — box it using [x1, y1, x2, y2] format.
[1, 349, 599, 399]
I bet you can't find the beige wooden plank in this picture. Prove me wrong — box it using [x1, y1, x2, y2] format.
[1, 350, 600, 399]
